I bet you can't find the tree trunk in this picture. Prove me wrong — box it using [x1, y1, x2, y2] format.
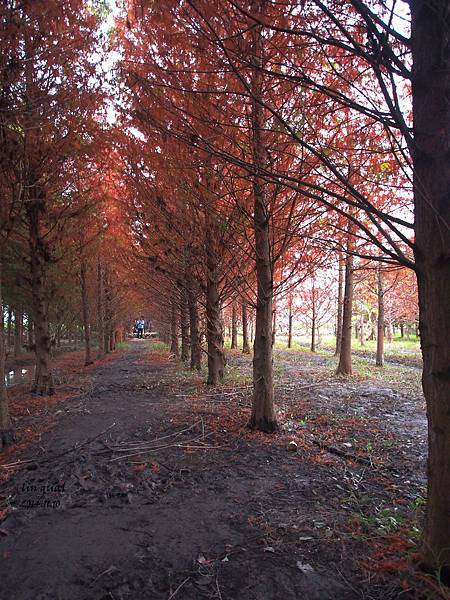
[271, 307, 277, 347]
[287, 297, 293, 348]
[242, 299, 250, 354]
[27, 197, 54, 395]
[399, 321, 404, 338]
[14, 307, 22, 358]
[311, 280, 316, 352]
[188, 285, 201, 370]
[27, 318, 34, 348]
[6, 308, 12, 350]
[80, 259, 93, 366]
[205, 228, 225, 384]
[248, 17, 277, 432]
[359, 312, 365, 346]
[335, 252, 344, 356]
[0, 262, 14, 449]
[231, 300, 238, 349]
[170, 299, 179, 358]
[336, 249, 353, 376]
[411, 0, 450, 574]
[180, 289, 190, 361]
[376, 265, 384, 367]
[97, 259, 105, 358]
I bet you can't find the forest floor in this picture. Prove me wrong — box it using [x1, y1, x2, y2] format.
[0, 340, 446, 600]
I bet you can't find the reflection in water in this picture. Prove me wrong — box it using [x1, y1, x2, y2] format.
[4, 367, 34, 387]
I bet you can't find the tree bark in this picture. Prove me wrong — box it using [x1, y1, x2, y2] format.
[287, 297, 293, 348]
[97, 259, 105, 358]
[188, 284, 201, 370]
[26, 196, 54, 395]
[80, 259, 93, 366]
[336, 248, 354, 376]
[359, 312, 365, 347]
[242, 299, 250, 354]
[411, 0, 450, 574]
[335, 252, 344, 356]
[231, 300, 238, 349]
[205, 227, 225, 384]
[248, 12, 277, 432]
[170, 299, 179, 358]
[180, 289, 190, 361]
[311, 280, 316, 352]
[6, 308, 12, 350]
[376, 265, 384, 367]
[13, 307, 22, 358]
[0, 262, 14, 449]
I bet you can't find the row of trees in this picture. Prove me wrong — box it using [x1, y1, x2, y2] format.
[0, 0, 448, 576]
[115, 0, 450, 574]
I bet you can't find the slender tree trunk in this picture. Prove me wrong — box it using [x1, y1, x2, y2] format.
[311, 281, 316, 352]
[14, 307, 22, 358]
[231, 300, 238, 349]
[170, 299, 179, 358]
[6, 308, 12, 350]
[27, 319, 33, 348]
[80, 259, 93, 366]
[376, 265, 384, 367]
[103, 266, 111, 353]
[97, 259, 105, 358]
[399, 321, 404, 338]
[242, 299, 250, 354]
[287, 297, 293, 348]
[411, 0, 450, 573]
[249, 15, 277, 432]
[336, 248, 354, 376]
[27, 197, 54, 395]
[359, 312, 365, 346]
[271, 306, 276, 347]
[205, 227, 225, 384]
[188, 285, 201, 371]
[335, 252, 344, 355]
[0, 262, 14, 449]
[180, 289, 190, 361]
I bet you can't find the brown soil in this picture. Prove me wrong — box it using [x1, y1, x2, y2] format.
[0, 341, 443, 600]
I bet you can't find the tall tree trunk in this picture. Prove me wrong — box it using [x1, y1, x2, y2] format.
[335, 252, 344, 356]
[27, 318, 34, 348]
[359, 312, 365, 346]
[271, 306, 276, 347]
[231, 300, 238, 349]
[188, 285, 201, 371]
[205, 228, 225, 384]
[0, 262, 14, 449]
[97, 259, 105, 358]
[170, 299, 179, 358]
[248, 13, 277, 432]
[242, 299, 250, 354]
[103, 266, 111, 353]
[311, 281, 316, 352]
[80, 259, 93, 366]
[411, 0, 450, 574]
[180, 289, 190, 361]
[376, 265, 384, 367]
[336, 248, 354, 376]
[14, 307, 22, 358]
[399, 321, 404, 338]
[27, 197, 54, 395]
[287, 297, 293, 348]
[6, 308, 12, 350]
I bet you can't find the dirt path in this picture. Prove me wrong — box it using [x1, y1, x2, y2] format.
[0, 341, 430, 600]
[0, 341, 361, 600]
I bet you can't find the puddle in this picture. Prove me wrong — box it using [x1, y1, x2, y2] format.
[4, 367, 34, 387]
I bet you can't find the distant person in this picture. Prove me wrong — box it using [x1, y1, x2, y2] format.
[136, 317, 145, 338]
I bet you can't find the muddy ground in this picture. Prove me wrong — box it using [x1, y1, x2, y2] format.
[0, 340, 442, 600]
